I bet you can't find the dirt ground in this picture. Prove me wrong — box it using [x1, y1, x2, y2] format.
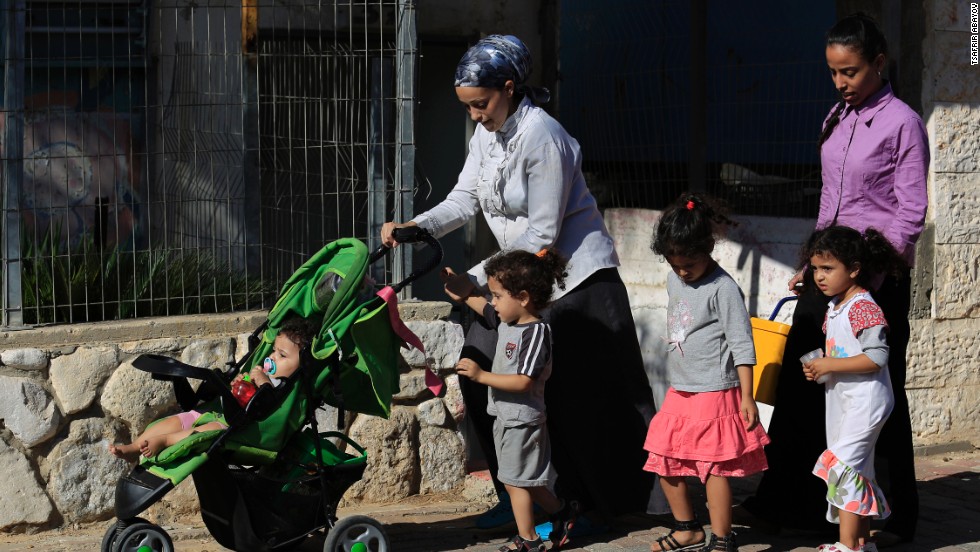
[0, 491, 491, 552]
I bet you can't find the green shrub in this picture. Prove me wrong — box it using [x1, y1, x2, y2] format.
[22, 232, 274, 325]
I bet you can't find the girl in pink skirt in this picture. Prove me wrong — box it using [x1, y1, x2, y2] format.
[644, 194, 770, 552]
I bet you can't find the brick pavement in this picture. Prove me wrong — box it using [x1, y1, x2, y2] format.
[1, 447, 976, 551]
[380, 447, 979, 552]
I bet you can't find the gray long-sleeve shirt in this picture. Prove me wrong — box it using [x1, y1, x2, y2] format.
[664, 265, 756, 392]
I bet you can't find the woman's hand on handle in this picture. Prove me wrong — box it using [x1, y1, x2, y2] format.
[787, 269, 805, 295]
[380, 221, 418, 248]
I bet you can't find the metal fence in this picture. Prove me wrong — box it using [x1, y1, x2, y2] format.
[1, 0, 416, 327]
[558, 0, 840, 217]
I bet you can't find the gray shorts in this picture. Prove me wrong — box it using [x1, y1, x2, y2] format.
[493, 418, 556, 488]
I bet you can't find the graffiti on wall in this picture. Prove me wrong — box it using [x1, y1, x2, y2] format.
[1, 94, 141, 247]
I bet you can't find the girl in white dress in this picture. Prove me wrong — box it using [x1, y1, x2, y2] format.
[800, 225, 907, 552]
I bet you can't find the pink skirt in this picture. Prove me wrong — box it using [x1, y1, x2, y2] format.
[643, 387, 770, 482]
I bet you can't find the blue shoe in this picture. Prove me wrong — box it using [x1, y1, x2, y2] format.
[536, 512, 608, 541]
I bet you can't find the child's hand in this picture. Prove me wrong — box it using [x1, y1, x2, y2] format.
[248, 365, 272, 387]
[455, 358, 484, 383]
[441, 267, 476, 302]
[803, 357, 832, 383]
[741, 393, 760, 430]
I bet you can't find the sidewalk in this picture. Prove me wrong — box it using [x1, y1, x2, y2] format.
[384, 446, 979, 552]
[1, 446, 976, 551]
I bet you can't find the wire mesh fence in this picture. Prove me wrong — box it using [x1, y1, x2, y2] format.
[1, 0, 415, 327]
[558, 0, 839, 217]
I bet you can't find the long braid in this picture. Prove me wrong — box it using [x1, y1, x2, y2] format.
[818, 100, 846, 149]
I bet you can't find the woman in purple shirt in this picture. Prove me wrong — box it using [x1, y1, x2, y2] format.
[737, 14, 927, 547]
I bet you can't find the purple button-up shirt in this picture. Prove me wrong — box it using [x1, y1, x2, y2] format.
[817, 82, 929, 266]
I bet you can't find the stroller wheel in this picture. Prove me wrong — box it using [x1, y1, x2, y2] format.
[108, 521, 175, 552]
[102, 517, 149, 552]
[324, 515, 390, 552]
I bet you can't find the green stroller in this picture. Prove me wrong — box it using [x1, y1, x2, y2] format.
[101, 227, 443, 552]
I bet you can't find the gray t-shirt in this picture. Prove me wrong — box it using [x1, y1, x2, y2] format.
[483, 304, 552, 427]
[665, 265, 756, 392]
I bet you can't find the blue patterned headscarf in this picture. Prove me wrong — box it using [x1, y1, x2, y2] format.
[454, 34, 551, 105]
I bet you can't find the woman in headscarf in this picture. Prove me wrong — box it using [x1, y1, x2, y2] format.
[382, 34, 661, 537]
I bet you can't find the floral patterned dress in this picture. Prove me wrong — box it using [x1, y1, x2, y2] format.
[812, 291, 894, 522]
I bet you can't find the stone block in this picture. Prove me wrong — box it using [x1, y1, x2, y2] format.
[461, 472, 497, 504]
[417, 397, 450, 427]
[392, 369, 432, 402]
[0, 435, 54, 530]
[118, 338, 183, 355]
[418, 426, 465, 494]
[345, 407, 420, 503]
[402, 320, 465, 369]
[49, 346, 118, 415]
[933, 172, 980, 244]
[909, 388, 953, 441]
[932, 245, 980, 319]
[442, 374, 465, 424]
[101, 360, 179, 435]
[0, 376, 61, 448]
[46, 418, 130, 523]
[235, 332, 253, 361]
[950, 384, 980, 440]
[930, 103, 980, 173]
[180, 338, 235, 371]
[930, 32, 980, 103]
[397, 300, 452, 321]
[908, 319, 980, 389]
[0, 348, 48, 371]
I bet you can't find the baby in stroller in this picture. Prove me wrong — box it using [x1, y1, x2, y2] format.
[109, 316, 319, 461]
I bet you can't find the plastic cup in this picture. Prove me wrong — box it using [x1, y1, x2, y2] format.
[800, 349, 827, 383]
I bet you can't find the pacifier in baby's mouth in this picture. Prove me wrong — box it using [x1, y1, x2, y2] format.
[263, 357, 277, 375]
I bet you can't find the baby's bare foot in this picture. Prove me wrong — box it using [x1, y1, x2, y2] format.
[139, 437, 167, 458]
[109, 443, 141, 462]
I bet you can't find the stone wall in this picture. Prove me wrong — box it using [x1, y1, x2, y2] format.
[0, 303, 478, 532]
[911, 0, 980, 446]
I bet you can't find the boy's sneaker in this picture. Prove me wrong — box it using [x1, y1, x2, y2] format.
[547, 499, 580, 549]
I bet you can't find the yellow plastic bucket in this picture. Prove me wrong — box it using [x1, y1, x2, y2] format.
[750, 317, 791, 404]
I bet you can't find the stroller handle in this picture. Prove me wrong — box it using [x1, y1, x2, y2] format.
[369, 226, 444, 293]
